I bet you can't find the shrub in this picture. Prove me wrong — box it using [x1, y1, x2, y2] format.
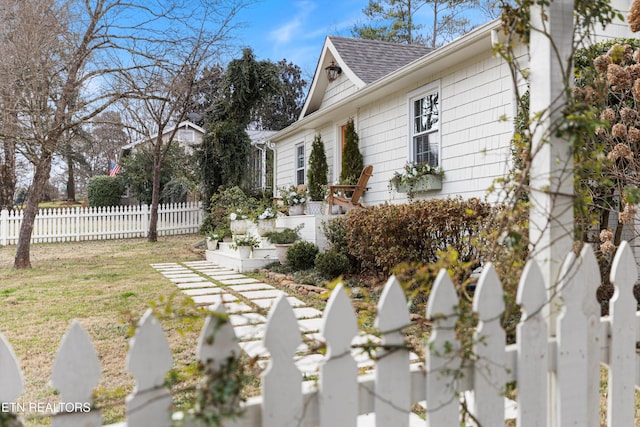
[336, 198, 493, 274]
[307, 134, 328, 201]
[286, 241, 319, 270]
[200, 186, 257, 235]
[314, 251, 351, 279]
[87, 175, 125, 207]
[263, 225, 302, 244]
[340, 118, 363, 185]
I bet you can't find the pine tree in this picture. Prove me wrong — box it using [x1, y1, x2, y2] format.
[340, 119, 364, 185]
[307, 134, 328, 201]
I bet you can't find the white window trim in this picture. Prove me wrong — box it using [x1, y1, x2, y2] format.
[294, 142, 305, 186]
[407, 81, 441, 166]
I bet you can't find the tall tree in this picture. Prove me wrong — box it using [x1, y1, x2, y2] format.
[198, 48, 279, 208]
[252, 59, 307, 131]
[120, 0, 240, 242]
[0, 0, 244, 268]
[352, 0, 478, 48]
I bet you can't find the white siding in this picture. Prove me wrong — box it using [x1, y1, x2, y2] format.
[319, 73, 358, 110]
[276, 7, 636, 207]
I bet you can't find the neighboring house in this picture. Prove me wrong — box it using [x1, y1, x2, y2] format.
[121, 121, 277, 192]
[121, 121, 206, 157]
[268, 3, 634, 206]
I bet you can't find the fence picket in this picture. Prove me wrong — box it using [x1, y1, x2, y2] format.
[0, 332, 23, 403]
[262, 295, 303, 427]
[607, 241, 637, 426]
[319, 284, 358, 427]
[374, 276, 411, 427]
[51, 321, 101, 427]
[516, 260, 548, 427]
[471, 264, 507, 426]
[126, 310, 172, 427]
[426, 269, 461, 426]
[556, 245, 601, 427]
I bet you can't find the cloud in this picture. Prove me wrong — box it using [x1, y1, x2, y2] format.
[268, 0, 317, 44]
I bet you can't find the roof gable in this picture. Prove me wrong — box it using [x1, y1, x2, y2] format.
[301, 36, 433, 117]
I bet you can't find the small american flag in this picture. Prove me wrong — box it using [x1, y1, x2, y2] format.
[109, 160, 121, 176]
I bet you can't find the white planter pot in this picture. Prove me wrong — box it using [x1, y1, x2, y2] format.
[236, 246, 252, 259]
[257, 219, 276, 236]
[206, 238, 218, 251]
[306, 201, 323, 215]
[288, 205, 304, 216]
[274, 243, 293, 265]
[230, 219, 248, 235]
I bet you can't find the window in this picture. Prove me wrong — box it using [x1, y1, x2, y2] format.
[295, 143, 305, 185]
[177, 129, 195, 143]
[410, 88, 440, 167]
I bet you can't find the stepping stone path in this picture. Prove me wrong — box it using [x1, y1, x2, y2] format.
[150, 260, 391, 376]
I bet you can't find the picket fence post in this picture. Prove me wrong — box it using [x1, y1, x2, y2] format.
[1, 209, 8, 246]
[51, 321, 101, 427]
[126, 310, 172, 427]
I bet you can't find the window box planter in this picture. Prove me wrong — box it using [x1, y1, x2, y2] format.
[394, 174, 442, 194]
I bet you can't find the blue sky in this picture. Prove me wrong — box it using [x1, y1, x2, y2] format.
[230, 0, 492, 82]
[232, 0, 366, 80]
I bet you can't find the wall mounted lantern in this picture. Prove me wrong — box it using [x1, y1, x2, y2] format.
[325, 61, 342, 82]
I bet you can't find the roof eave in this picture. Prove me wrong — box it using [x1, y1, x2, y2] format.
[269, 19, 503, 143]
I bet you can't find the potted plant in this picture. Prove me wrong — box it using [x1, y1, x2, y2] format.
[254, 206, 278, 236]
[280, 185, 307, 216]
[229, 209, 249, 235]
[389, 161, 444, 200]
[231, 233, 260, 259]
[263, 225, 302, 264]
[206, 232, 220, 251]
[307, 134, 328, 215]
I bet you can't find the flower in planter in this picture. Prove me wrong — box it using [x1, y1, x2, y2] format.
[389, 161, 444, 199]
[231, 233, 260, 249]
[280, 185, 307, 207]
[257, 207, 278, 221]
[229, 210, 248, 221]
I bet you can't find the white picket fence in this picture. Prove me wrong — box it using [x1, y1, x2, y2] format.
[0, 242, 639, 426]
[0, 202, 203, 245]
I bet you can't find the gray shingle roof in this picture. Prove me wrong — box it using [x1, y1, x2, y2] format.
[329, 36, 433, 84]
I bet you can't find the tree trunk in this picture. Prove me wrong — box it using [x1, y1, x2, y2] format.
[147, 145, 162, 243]
[14, 153, 53, 269]
[66, 156, 76, 202]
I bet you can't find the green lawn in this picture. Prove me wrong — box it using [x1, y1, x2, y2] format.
[0, 235, 206, 426]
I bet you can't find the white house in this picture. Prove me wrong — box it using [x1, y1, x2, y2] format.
[121, 121, 206, 157]
[268, 3, 634, 207]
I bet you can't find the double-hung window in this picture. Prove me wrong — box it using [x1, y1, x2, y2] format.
[295, 143, 305, 185]
[410, 86, 440, 167]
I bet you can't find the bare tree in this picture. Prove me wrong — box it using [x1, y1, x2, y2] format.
[0, 0, 244, 268]
[119, 1, 243, 242]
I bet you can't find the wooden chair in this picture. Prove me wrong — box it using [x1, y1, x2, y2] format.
[327, 165, 373, 212]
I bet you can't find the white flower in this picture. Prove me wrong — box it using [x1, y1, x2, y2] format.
[229, 213, 237, 220]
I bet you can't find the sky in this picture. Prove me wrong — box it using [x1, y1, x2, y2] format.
[231, 0, 367, 81]
[229, 0, 492, 83]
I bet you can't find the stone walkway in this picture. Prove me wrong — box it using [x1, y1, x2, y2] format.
[150, 260, 379, 375]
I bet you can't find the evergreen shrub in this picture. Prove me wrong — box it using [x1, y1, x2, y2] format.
[314, 251, 351, 279]
[87, 175, 125, 207]
[286, 241, 319, 270]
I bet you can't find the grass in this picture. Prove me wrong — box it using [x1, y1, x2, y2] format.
[0, 235, 206, 426]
